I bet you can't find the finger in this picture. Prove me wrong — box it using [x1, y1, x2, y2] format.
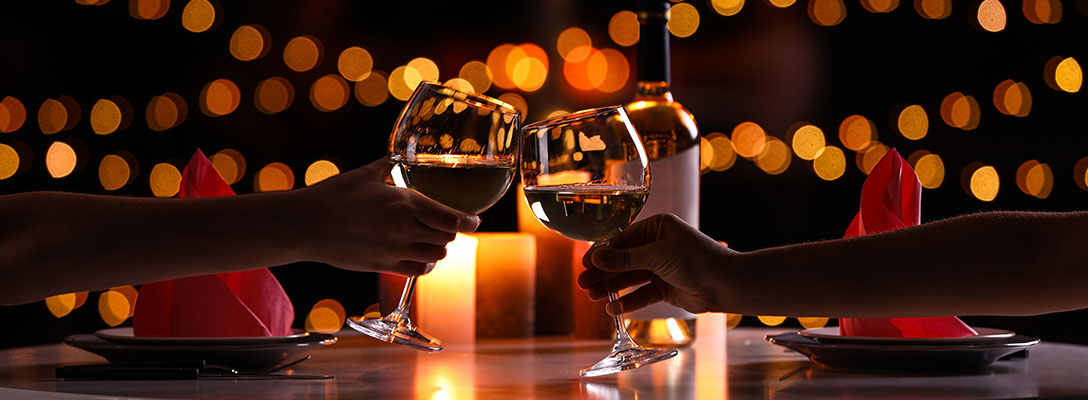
[361, 156, 394, 179]
[586, 271, 654, 301]
[576, 267, 612, 289]
[389, 261, 434, 276]
[397, 243, 448, 264]
[590, 242, 662, 273]
[606, 284, 664, 316]
[409, 194, 480, 233]
[412, 222, 459, 246]
[605, 214, 676, 248]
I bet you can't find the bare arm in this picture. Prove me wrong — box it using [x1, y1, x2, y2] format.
[0, 159, 480, 305]
[578, 212, 1088, 318]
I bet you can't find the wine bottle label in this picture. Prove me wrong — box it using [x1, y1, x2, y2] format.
[623, 145, 700, 320]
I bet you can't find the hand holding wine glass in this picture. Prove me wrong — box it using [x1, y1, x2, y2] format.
[520, 106, 677, 377]
[347, 82, 520, 352]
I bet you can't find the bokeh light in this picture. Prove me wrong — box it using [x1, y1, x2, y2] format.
[255, 162, 295, 192]
[56, 95, 81, 132]
[0, 143, 18, 180]
[708, 133, 736, 172]
[608, 11, 639, 47]
[98, 289, 131, 327]
[1023, 0, 1062, 24]
[497, 93, 528, 119]
[444, 78, 474, 93]
[908, 150, 945, 189]
[813, 145, 846, 181]
[915, 0, 952, 19]
[388, 65, 416, 101]
[564, 47, 605, 91]
[229, 24, 270, 61]
[1049, 56, 1082, 93]
[791, 124, 825, 160]
[210, 148, 246, 185]
[897, 105, 928, 140]
[305, 298, 346, 334]
[768, 0, 798, 7]
[338, 46, 373, 82]
[838, 115, 875, 151]
[755, 137, 791, 175]
[809, 0, 847, 26]
[146, 92, 187, 131]
[757, 316, 787, 326]
[798, 317, 830, 329]
[90, 99, 122, 135]
[711, 0, 744, 16]
[254, 77, 294, 114]
[149, 162, 181, 197]
[406, 57, 441, 91]
[861, 0, 899, 13]
[305, 159, 340, 186]
[487, 44, 518, 90]
[355, 70, 390, 107]
[968, 165, 1000, 201]
[856, 142, 889, 175]
[940, 92, 980, 130]
[98, 153, 133, 191]
[45, 292, 88, 318]
[667, 2, 700, 38]
[200, 78, 241, 117]
[597, 48, 630, 93]
[993, 79, 1032, 117]
[77, 0, 112, 5]
[731, 122, 766, 158]
[1073, 156, 1088, 191]
[725, 313, 743, 329]
[129, 0, 169, 20]
[310, 74, 350, 112]
[46, 141, 77, 178]
[507, 44, 548, 92]
[459, 61, 493, 94]
[557, 27, 592, 62]
[1016, 160, 1054, 199]
[283, 36, 323, 73]
[38, 98, 67, 135]
[977, 0, 1007, 32]
[181, 0, 216, 33]
[0, 96, 27, 133]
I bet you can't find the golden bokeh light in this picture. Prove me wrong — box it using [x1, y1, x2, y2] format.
[768, 0, 797, 7]
[725, 313, 743, 329]
[210, 148, 245, 184]
[1073, 156, 1088, 191]
[977, 0, 1007, 32]
[149, 162, 181, 197]
[708, 133, 737, 172]
[406, 57, 441, 90]
[1016, 160, 1053, 199]
[798, 317, 830, 329]
[129, 0, 169, 20]
[608, 11, 640, 47]
[731, 122, 766, 158]
[497, 93, 529, 119]
[0, 96, 27, 133]
[56, 95, 81, 132]
[557, 27, 592, 62]
[112, 285, 139, 319]
[46, 141, 77, 178]
[98, 290, 131, 327]
[200, 78, 241, 117]
[856, 142, 889, 175]
[444, 78, 474, 93]
[838, 115, 875, 151]
[1023, 0, 1062, 24]
[909, 150, 945, 189]
[813, 145, 846, 181]
[700, 136, 713, 173]
[181, 0, 216, 33]
[487, 44, 518, 90]
[355, 70, 390, 107]
[229, 24, 269, 62]
[915, 0, 952, 19]
[305, 299, 346, 334]
[146, 92, 187, 131]
[755, 137, 791, 175]
[305, 160, 340, 186]
[791, 124, 825, 160]
[546, 110, 569, 119]
[283, 36, 323, 73]
[711, 0, 744, 16]
[993, 79, 1032, 117]
[809, 0, 847, 26]
[0, 143, 17, 180]
[968, 165, 1000, 202]
[757, 315, 787, 326]
[1051, 57, 1082, 93]
[254, 77, 294, 114]
[459, 61, 493, 94]
[98, 153, 133, 191]
[45, 292, 89, 318]
[507, 44, 548, 92]
[388, 65, 415, 101]
[255, 162, 295, 192]
[597, 48, 630, 93]
[564, 47, 606, 91]
[90, 99, 122, 135]
[861, 0, 898, 13]
[310, 74, 350, 112]
[667, 2, 700, 38]
[897, 104, 928, 140]
[77, 0, 112, 5]
[940, 92, 980, 130]
[337, 46, 373, 82]
[38, 98, 67, 135]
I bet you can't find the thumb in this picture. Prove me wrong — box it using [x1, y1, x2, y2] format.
[361, 156, 394, 180]
[590, 243, 659, 273]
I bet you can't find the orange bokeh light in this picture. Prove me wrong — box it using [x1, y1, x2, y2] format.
[200, 78, 241, 117]
[731, 122, 767, 158]
[229, 25, 270, 61]
[310, 74, 350, 112]
[255, 162, 295, 192]
[283, 36, 324, 73]
[809, 0, 847, 26]
[255, 77, 295, 114]
[0, 96, 27, 133]
[129, 0, 170, 20]
[838, 115, 875, 151]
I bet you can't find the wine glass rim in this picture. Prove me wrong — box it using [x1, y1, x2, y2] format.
[417, 81, 519, 116]
[522, 106, 624, 130]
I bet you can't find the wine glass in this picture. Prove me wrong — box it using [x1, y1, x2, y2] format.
[520, 106, 677, 376]
[346, 81, 520, 352]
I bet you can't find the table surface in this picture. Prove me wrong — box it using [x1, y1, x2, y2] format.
[2, 324, 1088, 399]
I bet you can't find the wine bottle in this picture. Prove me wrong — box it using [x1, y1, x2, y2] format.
[621, 0, 700, 347]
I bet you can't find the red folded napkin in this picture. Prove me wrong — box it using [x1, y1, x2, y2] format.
[133, 150, 294, 337]
[838, 149, 978, 338]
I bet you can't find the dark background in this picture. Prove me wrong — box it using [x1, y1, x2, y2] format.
[2, 0, 1088, 347]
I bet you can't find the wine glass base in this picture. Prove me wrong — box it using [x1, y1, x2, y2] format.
[346, 316, 443, 352]
[579, 347, 678, 377]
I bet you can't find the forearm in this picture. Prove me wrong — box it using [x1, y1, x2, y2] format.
[722, 211, 1088, 318]
[0, 191, 310, 305]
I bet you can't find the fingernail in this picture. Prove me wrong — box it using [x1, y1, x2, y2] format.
[457, 216, 481, 232]
[422, 262, 436, 274]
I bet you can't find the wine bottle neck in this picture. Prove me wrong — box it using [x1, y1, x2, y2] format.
[636, 3, 670, 86]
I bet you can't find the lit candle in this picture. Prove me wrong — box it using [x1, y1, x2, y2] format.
[695, 313, 727, 398]
[473, 232, 536, 338]
[572, 240, 613, 339]
[516, 184, 575, 335]
[416, 233, 478, 346]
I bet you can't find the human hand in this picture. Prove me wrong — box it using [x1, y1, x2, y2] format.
[577, 214, 736, 315]
[298, 157, 480, 276]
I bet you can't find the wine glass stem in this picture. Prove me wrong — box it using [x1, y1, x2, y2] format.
[389, 276, 419, 323]
[609, 291, 638, 353]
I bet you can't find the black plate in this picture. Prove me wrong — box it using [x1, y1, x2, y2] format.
[766, 332, 1038, 371]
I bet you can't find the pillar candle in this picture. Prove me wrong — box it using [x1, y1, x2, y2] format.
[516, 184, 575, 335]
[417, 233, 478, 346]
[474, 232, 536, 338]
[572, 240, 613, 339]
